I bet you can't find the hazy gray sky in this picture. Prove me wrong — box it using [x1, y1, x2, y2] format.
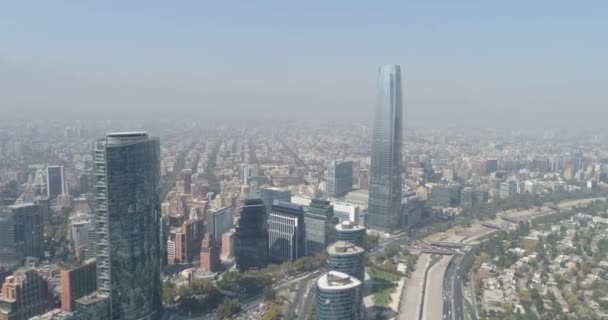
[1, 1, 607, 127]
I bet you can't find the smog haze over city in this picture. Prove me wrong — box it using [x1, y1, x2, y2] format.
[2, 2, 608, 320]
[1, 1, 607, 127]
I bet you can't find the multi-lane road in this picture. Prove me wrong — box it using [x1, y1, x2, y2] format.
[282, 270, 324, 320]
[442, 253, 465, 320]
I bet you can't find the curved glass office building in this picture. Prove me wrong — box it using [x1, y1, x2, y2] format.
[327, 241, 365, 281]
[94, 132, 162, 320]
[368, 64, 403, 232]
[335, 221, 366, 248]
[316, 271, 363, 320]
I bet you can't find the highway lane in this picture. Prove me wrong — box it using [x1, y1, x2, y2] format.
[452, 256, 464, 320]
[296, 279, 318, 320]
[468, 271, 478, 320]
[442, 253, 465, 320]
[284, 271, 322, 319]
[442, 256, 454, 320]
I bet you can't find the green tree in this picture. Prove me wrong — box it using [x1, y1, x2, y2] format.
[262, 303, 283, 320]
[598, 239, 608, 255]
[162, 281, 178, 304]
[367, 233, 380, 250]
[263, 286, 277, 302]
[216, 299, 241, 319]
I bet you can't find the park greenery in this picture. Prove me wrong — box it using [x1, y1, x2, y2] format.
[261, 302, 283, 320]
[163, 253, 326, 317]
[367, 243, 416, 307]
[216, 299, 242, 319]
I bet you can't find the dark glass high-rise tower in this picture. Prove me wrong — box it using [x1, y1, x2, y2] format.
[368, 65, 403, 232]
[0, 203, 43, 268]
[47, 165, 65, 199]
[326, 160, 353, 197]
[94, 132, 162, 320]
[235, 196, 268, 271]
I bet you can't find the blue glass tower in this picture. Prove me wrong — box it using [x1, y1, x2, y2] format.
[368, 65, 403, 232]
[94, 132, 162, 320]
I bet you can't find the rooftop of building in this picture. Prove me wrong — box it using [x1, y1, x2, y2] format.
[106, 131, 148, 138]
[335, 221, 365, 232]
[342, 189, 369, 205]
[260, 185, 290, 192]
[29, 309, 76, 320]
[317, 271, 362, 291]
[4, 202, 38, 209]
[244, 193, 264, 202]
[75, 292, 109, 305]
[272, 201, 303, 212]
[310, 199, 331, 206]
[208, 206, 232, 214]
[59, 260, 94, 273]
[327, 241, 365, 256]
[104, 131, 155, 146]
[335, 159, 353, 163]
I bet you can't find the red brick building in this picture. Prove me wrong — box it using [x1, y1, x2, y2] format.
[174, 218, 205, 263]
[60, 259, 96, 311]
[0, 268, 51, 320]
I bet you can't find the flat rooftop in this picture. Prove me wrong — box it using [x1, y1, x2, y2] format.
[105, 131, 150, 146]
[106, 132, 148, 137]
[317, 271, 361, 290]
[75, 292, 109, 305]
[260, 185, 290, 191]
[327, 241, 365, 255]
[5, 202, 37, 209]
[336, 221, 365, 231]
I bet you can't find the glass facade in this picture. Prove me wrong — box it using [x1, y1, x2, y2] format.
[267, 202, 304, 263]
[327, 241, 365, 281]
[316, 271, 363, 320]
[304, 199, 335, 255]
[235, 197, 268, 271]
[259, 186, 291, 222]
[326, 160, 353, 197]
[0, 203, 43, 268]
[430, 184, 462, 207]
[334, 221, 366, 248]
[207, 206, 234, 242]
[368, 64, 403, 232]
[94, 132, 162, 320]
[47, 165, 65, 199]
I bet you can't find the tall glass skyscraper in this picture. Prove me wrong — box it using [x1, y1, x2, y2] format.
[94, 132, 162, 320]
[368, 64, 403, 232]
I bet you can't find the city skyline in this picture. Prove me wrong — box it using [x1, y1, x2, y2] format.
[1, 3, 608, 320]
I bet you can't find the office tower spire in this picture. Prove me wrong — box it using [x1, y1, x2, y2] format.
[368, 65, 403, 232]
